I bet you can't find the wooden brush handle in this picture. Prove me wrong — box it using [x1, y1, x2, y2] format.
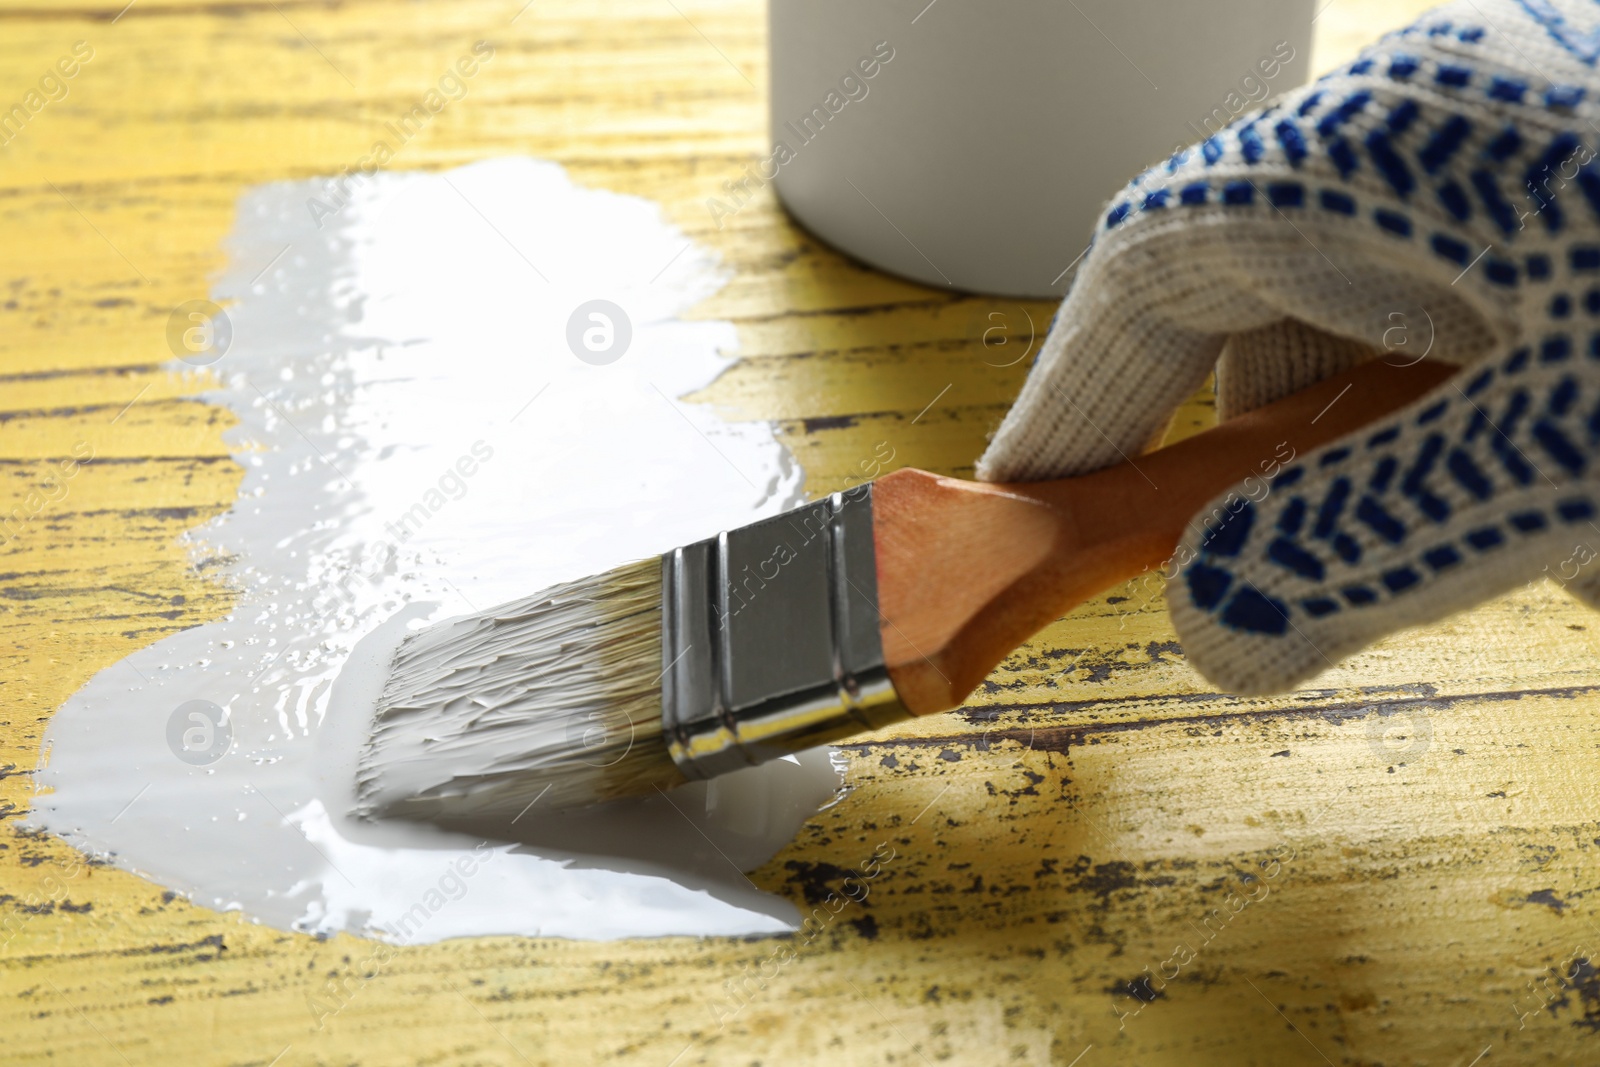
[873, 358, 1461, 715]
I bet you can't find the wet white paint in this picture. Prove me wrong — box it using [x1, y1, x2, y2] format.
[28, 158, 844, 942]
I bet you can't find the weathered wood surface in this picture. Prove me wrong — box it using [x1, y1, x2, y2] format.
[4, 1, 1598, 1064]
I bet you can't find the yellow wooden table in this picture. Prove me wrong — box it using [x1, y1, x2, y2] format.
[5, 1, 1599, 1063]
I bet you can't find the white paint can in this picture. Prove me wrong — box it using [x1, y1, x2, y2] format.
[767, 0, 1316, 297]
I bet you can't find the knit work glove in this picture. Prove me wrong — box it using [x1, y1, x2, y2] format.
[977, 0, 1600, 693]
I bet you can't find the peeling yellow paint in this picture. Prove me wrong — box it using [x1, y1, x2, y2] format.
[4, 1, 1599, 1064]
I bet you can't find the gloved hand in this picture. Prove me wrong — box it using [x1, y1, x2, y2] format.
[978, 0, 1600, 693]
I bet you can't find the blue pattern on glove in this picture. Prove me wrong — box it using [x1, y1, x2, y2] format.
[1185, 334, 1600, 637]
[1099, 18, 1599, 293]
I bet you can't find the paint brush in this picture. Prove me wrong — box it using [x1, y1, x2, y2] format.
[356, 358, 1457, 820]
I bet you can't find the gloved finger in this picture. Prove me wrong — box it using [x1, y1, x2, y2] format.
[973, 226, 1229, 482]
[979, 0, 1581, 484]
[1169, 333, 1600, 695]
[1217, 320, 1375, 420]
[978, 205, 1507, 482]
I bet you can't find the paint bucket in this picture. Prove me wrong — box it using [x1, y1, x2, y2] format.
[766, 0, 1316, 298]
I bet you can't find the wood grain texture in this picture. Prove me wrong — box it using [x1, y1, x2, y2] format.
[5, 1, 1599, 1064]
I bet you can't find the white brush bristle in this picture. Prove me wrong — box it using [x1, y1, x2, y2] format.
[355, 558, 687, 820]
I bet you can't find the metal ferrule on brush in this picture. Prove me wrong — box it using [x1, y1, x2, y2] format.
[659, 485, 911, 780]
